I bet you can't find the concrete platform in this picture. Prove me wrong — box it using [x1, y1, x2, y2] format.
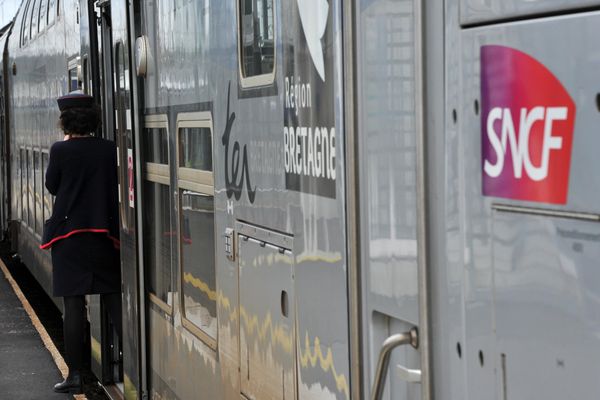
[0, 261, 73, 400]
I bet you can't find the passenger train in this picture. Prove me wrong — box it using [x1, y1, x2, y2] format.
[0, 0, 599, 399]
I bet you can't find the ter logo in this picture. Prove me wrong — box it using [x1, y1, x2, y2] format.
[481, 45, 576, 205]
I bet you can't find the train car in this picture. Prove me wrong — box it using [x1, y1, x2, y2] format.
[7, 0, 79, 300]
[3, 0, 600, 400]
[0, 22, 12, 240]
[4, 0, 125, 394]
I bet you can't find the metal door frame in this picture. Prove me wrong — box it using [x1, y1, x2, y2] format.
[341, 1, 362, 399]
[98, 0, 116, 141]
[86, 0, 125, 388]
[342, 0, 433, 398]
[126, 0, 149, 397]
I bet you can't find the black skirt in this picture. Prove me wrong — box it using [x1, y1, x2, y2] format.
[51, 232, 121, 297]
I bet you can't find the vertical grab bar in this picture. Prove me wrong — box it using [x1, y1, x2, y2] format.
[370, 328, 419, 400]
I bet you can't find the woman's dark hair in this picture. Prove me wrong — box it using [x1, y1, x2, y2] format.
[59, 105, 101, 135]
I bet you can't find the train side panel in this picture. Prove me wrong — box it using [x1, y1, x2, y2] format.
[133, 0, 350, 399]
[429, 1, 600, 399]
[460, 11, 600, 399]
[8, 0, 80, 307]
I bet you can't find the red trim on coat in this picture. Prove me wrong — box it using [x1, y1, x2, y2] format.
[40, 229, 121, 250]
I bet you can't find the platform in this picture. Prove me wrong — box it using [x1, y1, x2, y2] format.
[0, 260, 76, 399]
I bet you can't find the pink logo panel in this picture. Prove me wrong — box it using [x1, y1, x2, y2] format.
[481, 45, 576, 205]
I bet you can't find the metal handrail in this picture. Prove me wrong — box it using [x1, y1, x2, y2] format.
[370, 328, 419, 400]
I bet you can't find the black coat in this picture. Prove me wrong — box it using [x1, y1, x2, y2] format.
[42, 136, 121, 296]
[41, 137, 120, 249]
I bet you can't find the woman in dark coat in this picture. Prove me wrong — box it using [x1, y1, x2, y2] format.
[41, 91, 122, 394]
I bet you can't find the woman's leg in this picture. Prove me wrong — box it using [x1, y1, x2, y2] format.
[62, 295, 86, 373]
[101, 292, 122, 336]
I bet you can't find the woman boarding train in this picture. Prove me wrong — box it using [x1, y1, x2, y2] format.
[40, 92, 122, 394]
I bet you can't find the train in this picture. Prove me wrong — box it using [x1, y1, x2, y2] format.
[0, 0, 599, 399]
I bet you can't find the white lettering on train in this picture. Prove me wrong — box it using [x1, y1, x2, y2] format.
[284, 126, 336, 179]
[285, 76, 312, 116]
[484, 106, 567, 181]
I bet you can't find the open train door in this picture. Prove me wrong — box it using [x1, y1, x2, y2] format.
[85, 0, 143, 398]
[81, 0, 126, 397]
[344, 1, 433, 399]
[0, 25, 11, 239]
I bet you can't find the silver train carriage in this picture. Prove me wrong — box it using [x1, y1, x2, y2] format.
[1, 0, 599, 400]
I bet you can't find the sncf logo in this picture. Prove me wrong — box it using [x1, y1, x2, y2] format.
[481, 46, 576, 205]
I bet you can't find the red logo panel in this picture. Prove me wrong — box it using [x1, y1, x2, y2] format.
[481, 45, 576, 205]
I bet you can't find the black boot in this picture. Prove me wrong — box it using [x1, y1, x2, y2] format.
[53, 371, 83, 394]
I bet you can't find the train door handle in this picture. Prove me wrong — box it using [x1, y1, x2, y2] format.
[397, 364, 422, 383]
[281, 290, 289, 318]
[370, 328, 420, 400]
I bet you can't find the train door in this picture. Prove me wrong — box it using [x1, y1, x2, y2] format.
[0, 29, 9, 238]
[111, 1, 144, 398]
[92, 0, 143, 398]
[347, 0, 430, 399]
[82, 0, 128, 397]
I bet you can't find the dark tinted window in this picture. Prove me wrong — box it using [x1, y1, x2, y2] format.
[34, 151, 42, 235]
[239, 0, 274, 78]
[27, 149, 33, 227]
[68, 66, 79, 91]
[144, 128, 169, 165]
[20, 149, 26, 221]
[179, 127, 212, 171]
[143, 182, 173, 307]
[42, 153, 51, 223]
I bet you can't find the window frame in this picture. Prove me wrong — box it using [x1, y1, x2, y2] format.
[47, 0, 58, 27]
[143, 114, 173, 315]
[38, 0, 48, 33]
[236, 0, 277, 89]
[29, 0, 40, 39]
[177, 119, 214, 192]
[26, 147, 34, 232]
[82, 55, 90, 95]
[67, 57, 81, 92]
[33, 148, 42, 238]
[176, 111, 217, 350]
[21, 0, 32, 47]
[19, 147, 26, 223]
[41, 150, 51, 227]
[144, 115, 170, 185]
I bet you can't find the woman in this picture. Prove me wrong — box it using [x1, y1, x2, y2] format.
[41, 91, 122, 394]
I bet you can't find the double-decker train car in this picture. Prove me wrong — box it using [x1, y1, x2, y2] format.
[1, 0, 600, 400]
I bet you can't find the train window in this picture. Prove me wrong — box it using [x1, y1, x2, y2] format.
[42, 152, 51, 225]
[27, 149, 33, 229]
[38, 0, 48, 32]
[47, 0, 57, 26]
[238, 0, 275, 88]
[82, 56, 90, 95]
[143, 127, 169, 165]
[179, 127, 212, 171]
[22, 0, 32, 46]
[143, 182, 173, 310]
[30, 0, 40, 38]
[34, 151, 42, 236]
[19, 148, 25, 222]
[114, 41, 134, 231]
[176, 112, 216, 348]
[142, 115, 173, 313]
[68, 67, 79, 91]
[180, 191, 216, 339]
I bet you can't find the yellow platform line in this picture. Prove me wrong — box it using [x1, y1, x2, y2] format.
[0, 258, 86, 400]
